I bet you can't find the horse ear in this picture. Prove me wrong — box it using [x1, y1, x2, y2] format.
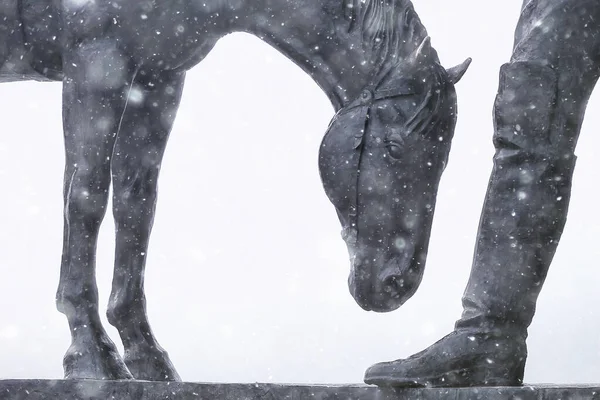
[446, 58, 472, 84]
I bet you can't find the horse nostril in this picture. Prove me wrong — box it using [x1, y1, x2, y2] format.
[382, 274, 404, 297]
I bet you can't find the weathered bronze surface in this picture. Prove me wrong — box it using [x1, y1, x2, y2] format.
[4, 380, 600, 400]
[0, 0, 468, 380]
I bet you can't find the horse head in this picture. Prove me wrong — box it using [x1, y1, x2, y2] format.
[319, 37, 470, 312]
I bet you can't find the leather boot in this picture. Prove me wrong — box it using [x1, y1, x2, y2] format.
[364, 151, 575, 387]
[364, 61, 577, 387]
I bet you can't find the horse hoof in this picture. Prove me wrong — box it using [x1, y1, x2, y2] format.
[63, 335, 133, 380]
[124, 344, 181, 381]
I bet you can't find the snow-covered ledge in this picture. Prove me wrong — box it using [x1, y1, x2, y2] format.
[2, 380, 600, 400]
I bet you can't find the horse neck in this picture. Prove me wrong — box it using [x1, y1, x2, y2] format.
[225, 0, 439, 109]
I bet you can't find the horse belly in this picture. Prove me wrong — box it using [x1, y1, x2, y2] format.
[117, 1, 220, 72]
[128, 32, 218, 72]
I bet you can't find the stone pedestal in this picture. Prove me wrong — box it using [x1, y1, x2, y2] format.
[2, 380, 600, 399]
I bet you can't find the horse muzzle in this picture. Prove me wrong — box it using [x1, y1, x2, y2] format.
[347, 245, 425, 312]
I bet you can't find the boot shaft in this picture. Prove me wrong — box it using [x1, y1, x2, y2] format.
[457, 61, 580, 333]
[458, 152, 575, 332]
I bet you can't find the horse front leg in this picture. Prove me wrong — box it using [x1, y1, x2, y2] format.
[107, 70, 186, 381]
[56, 39, 135, 380]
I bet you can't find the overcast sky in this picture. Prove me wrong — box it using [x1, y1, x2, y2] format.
[1, 0, 599, 385]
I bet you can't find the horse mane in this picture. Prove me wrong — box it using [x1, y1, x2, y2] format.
[343, 0, 451, 141]
[402, 63, 450, 141]
[343, 0, 429, 63]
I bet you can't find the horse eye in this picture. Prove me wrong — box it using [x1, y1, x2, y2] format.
[386, 142, 403, 160]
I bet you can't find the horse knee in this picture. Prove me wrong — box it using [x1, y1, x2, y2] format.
[112, 171, 158, 229]
[65, 168, 110, 227]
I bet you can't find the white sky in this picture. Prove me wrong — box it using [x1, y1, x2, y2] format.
[2, 0, 600, 384]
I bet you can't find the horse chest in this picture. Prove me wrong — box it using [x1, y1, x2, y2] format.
[127, 29, 218, 72]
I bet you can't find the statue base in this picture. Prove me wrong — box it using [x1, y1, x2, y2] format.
[2, 380, 600, 399]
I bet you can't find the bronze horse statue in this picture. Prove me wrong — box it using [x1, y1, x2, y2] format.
[1, 0, 469, 380]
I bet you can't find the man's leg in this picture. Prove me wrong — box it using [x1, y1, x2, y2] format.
[364, 0, 600, 387]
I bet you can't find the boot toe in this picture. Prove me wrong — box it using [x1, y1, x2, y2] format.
[364, 330, 526, 388]
[364, 359, 423, 387]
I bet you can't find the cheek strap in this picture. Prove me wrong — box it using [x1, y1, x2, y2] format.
[344, 97, 372, 247]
